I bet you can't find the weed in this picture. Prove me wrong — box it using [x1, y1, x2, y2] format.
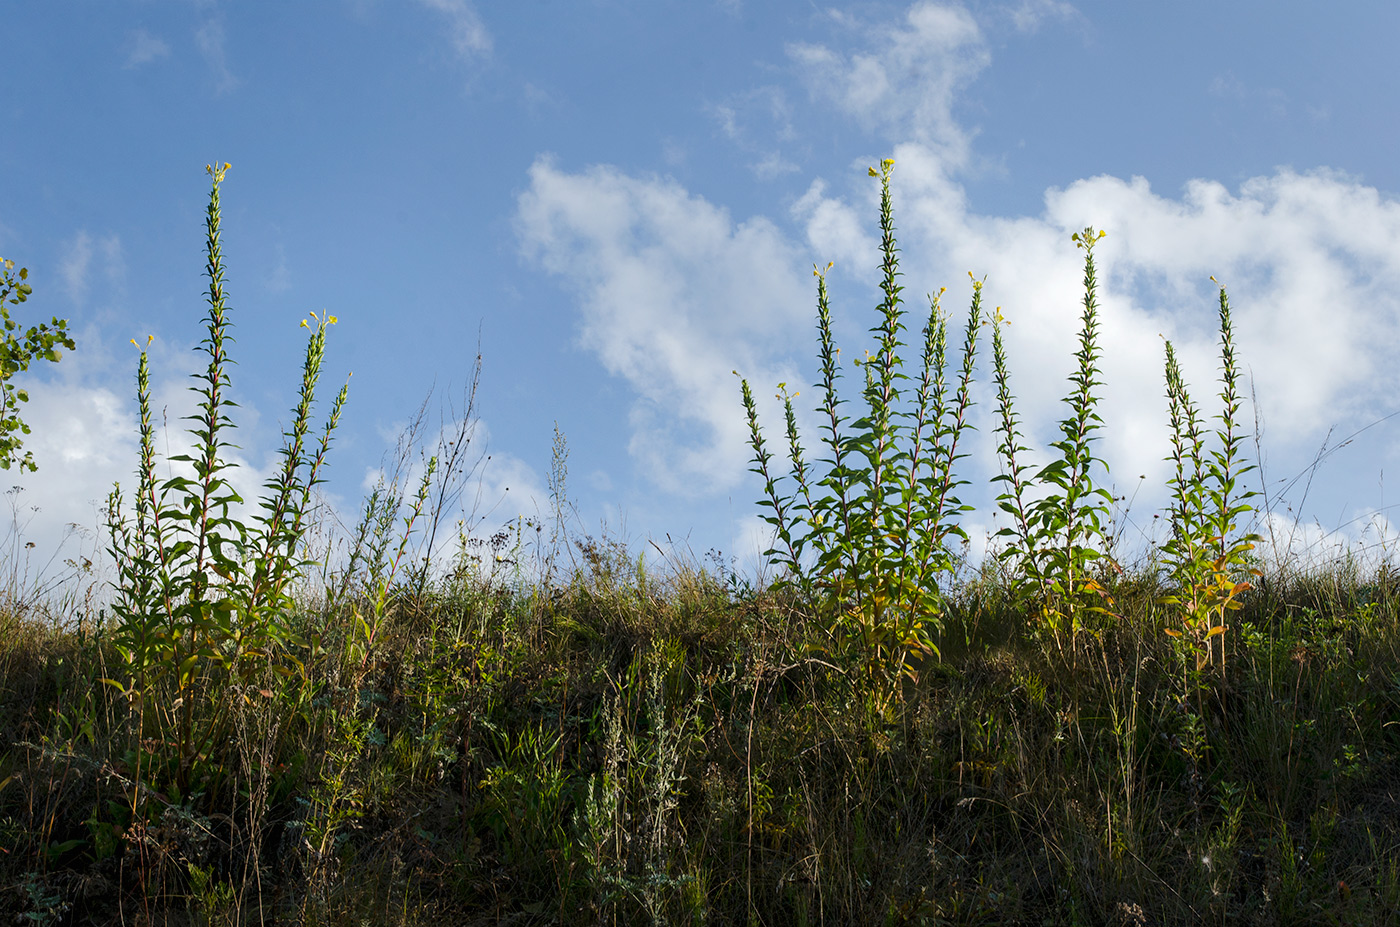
[993, 228, 1117, 653]
[739, 158, 979, 697]
[1160, 282, 1260, 718]
[103, 163, 348, 806]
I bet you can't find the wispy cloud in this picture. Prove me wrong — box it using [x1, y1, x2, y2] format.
[58, 232, 124, 305]
[707, 85, 801, 179]
[415, 0, 493, 61]
[1006, 0, 1080, 34]
[787, 1, 989, 171]
[195, 18, 238, 94]
[266, 243, 291, 294]
[59, 232, 93, 304]
[1210, 70, 1289, 118]
[99, 234, 125, 296]
[752, 152, 800, 180]
[123, 28, 170, 69]
[661, 138, 688, 169]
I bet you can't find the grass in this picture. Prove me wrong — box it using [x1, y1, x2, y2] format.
[2, 163, 1400, 925]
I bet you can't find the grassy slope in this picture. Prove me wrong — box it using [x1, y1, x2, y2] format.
[2, 545, 1399, 926]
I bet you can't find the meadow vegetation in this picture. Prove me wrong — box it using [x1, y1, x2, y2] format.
[1, 162, 1398, 925]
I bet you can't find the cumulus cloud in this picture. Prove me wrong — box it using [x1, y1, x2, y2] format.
[516, 157, 811, 495]
[415, 0, 492, 61]
[123, 28, 170, 69]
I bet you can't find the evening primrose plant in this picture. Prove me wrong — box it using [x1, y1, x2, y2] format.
[992, 228, 1117, 652]
[743, 162, 1264, 681]
[1160, 282, 1259, 686]
[740, 159, 980, 693]
[104, 163, 349, 802]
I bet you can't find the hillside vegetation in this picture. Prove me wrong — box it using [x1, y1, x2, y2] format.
[1, 163, 1397, 926]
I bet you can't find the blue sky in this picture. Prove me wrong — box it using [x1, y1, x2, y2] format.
[5, 0, 1400, 581]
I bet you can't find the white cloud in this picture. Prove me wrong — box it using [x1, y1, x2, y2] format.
[266, 242, 291, 294]
[472, 448, 547, 526]
[1209, 70, 1289, 118]
[57, 232, 124, 306]
[2, 378, 135, 576]
[1256, 508, 1400, 574]
[415, 0, 492, 60]
[787, 1, 988, 170]
[516, 157, 811, 495]
[1007, 0, 1080, 34]
[782, 143, 1400, 540]
[59, 232, 93, 304]
[6, 333, 285, 586]
[731, 512, 778, 582]
[515, 1, 1400, 565]
[195, 18, 238, 94]
[790, 177, 879, 275]
[753, 152, 800, 180]
[123, 28, 171, 69]
[707, 86, 801, 180]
